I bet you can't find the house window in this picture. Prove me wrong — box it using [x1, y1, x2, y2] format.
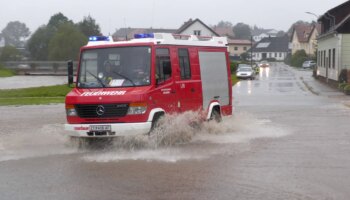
[275, 53, 277, 57]
[178, 48, 191, 80]
[328, 49, 332, 68]
[193, 30, 201, 36]
[243, 47, 247, 51]
[332, 48, 336, 69]
[234, 47, 238, 51]
[323, 50, 326, 68]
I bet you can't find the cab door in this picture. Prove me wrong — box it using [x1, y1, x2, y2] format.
[175, 48, 202, 112]
[150, 47, 178, 113]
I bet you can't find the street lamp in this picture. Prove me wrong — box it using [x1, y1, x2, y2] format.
[305, 12, 319, 19]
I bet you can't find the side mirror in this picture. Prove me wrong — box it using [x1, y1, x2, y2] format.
[67, 60, 74, 87]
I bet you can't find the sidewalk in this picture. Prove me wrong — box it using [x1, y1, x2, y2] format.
[0, 76, 68, 89]
[287, 64, 350, 107]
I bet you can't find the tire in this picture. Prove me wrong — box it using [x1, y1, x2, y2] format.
[149, 112, 165, 134]
[210, 108, 222, 123]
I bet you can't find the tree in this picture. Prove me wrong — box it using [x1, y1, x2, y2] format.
[0, 46, 22, 61]
[232, 23, 251, 40]
[27, 25, 55, 60]
[276, 30, 286, 37]
[48, 12, 72, 29]
[27, 13, 72, 60]
[287, 20, 311, 35]
[48, 23, 87, 61]
[1, 21, 30, 47]
[78, 15, 101, 37]
[216, 21, 233, 28]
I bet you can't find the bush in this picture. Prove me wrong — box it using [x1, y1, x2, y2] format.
[338, 82, 348, 91]
[291, 50, 308, 67]
[344, 84, 350, 95]
[230, 61, 239, 73]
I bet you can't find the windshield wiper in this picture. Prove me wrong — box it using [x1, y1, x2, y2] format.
[112, 71, 136, 86]
[86, 70, 106, 88]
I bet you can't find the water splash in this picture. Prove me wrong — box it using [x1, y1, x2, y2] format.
[83, 111, 289, 163]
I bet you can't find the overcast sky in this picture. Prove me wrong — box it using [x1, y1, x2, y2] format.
[0, 0, 348, 35]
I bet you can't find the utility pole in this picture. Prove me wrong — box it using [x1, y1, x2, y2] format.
[250, 36, 253, 67]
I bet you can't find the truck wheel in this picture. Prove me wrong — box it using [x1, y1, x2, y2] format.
[210, 109, 222, 122]
[150, 112, 165, 134]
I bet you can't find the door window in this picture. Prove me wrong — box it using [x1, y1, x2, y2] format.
[178, 48, 191, 80]
[156, 48, 172, 83]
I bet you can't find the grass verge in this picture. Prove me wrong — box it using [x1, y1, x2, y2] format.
[0, 84, 71, 106]
[0, 67, 15, 77]
[231, 74, 239, 85]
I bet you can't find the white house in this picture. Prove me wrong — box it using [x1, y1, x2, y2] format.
[316, 1, 350, 84]
[250, 35, 289, 61]
[176, 18, 219, 37]
[252, 29, 278, 42]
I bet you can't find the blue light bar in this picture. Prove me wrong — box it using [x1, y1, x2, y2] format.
[134, 33, 154, 39]
[89, 36, 110, 42]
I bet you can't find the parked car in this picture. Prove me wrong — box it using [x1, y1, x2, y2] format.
[302, 60, 316, 68]
[237, 64, 250, 71]
[259, 60, 270, 68]
[236, 67, 255, 80]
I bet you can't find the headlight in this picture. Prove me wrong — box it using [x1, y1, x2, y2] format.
[127, 102, 147, 115]
[66, 104, 77, 116]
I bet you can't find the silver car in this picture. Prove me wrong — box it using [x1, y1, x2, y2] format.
[302, 60, 316, 68]
[236, 67, 255, 80]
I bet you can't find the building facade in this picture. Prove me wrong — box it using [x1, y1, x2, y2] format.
[317, 1, 350, 83]
[176, 18, 219, 37]
[290, 24, 320, 56]
[250, 36, 289, 61]
[227, 39, 252, 57]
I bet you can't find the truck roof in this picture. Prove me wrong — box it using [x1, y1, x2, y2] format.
[86, 33, 228, 48]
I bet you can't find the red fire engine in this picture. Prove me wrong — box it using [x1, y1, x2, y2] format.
[65, 33, 232, 137]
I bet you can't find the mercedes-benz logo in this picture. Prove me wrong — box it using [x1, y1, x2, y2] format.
[96, 105, 105, 116]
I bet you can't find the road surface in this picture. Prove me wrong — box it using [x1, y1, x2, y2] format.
[1, 63, 350, 200]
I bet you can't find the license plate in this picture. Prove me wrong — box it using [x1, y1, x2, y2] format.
[90, 125, 111, 131]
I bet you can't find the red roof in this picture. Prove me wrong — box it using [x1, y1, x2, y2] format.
[292, 24, 320, 43]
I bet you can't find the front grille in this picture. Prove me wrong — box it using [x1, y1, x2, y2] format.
[75, 104, 129, 118]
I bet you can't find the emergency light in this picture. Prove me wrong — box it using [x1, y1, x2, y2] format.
[89, 36, 110, 42]
[134, 33, 154, 39]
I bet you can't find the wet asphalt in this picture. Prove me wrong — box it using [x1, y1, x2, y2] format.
[1, 63, 350, 200]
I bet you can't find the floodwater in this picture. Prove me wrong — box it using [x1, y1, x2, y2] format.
[0, 106, 288, 163]
[1, 63, 350, 200]
[0, 75, 67, 89]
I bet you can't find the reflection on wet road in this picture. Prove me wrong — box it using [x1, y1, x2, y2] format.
[1, 63, 350, 199]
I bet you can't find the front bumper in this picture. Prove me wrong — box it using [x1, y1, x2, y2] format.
[64, 122, 152, 137]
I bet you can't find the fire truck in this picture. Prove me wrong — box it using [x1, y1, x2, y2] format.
[65, 33, 232, 138]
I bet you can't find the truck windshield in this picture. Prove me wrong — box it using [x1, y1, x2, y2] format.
[77, 46, 151, 88]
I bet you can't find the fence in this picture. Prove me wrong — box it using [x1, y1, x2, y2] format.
[3, 61, 78, 75]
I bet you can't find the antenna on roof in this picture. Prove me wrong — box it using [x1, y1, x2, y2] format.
[123, 18, 127, 40]
[151, 0, 155, 28]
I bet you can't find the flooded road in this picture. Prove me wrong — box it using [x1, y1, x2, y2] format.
[1, 63, 350, 199]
